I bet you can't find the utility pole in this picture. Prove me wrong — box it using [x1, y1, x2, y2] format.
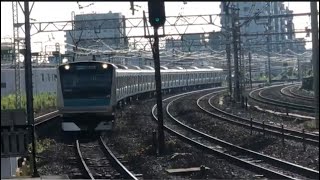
[152, 27, 165, 154]
[24, 1, 39, 177]
[310, 2, 319, 129]
[249, 52, 252, 90]
[148, 0, 166, 154]
[12, 2, 21, 109]
[297, 55, 301, 81]
[223, 2, 232, 98]
[231, 7, 240, 102]
[241, 51, 246, 90]
[266, 17, 272, 84]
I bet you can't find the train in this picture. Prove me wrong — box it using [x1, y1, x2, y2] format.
[56, 61, 227, 132]
[1, 67, 57, 97]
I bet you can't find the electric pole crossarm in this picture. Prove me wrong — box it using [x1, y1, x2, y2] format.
[241, 31, 317, 37]
[238, 12, 314, 20]
[19, 14, 222, 35]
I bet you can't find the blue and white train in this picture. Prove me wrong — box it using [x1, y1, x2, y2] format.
[56, 61, 226, 132]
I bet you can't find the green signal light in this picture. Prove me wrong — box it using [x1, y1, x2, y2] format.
[155, 18, 160, 22]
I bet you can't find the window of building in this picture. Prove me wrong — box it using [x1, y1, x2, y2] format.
[48, 74, 50, 81]
[41, 73, 45, 81]
[1, 82, 6, 88]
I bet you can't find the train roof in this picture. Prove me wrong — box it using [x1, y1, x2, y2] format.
[160, 66, 168, 70]
[116, 67, 223, 74]
[141, 65, 154, 70]
[58, 61, 119, 69]
[51, 61, 224, 72]
[115, 64, 129, 69]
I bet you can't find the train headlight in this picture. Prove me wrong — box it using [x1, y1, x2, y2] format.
[102, 64, 108, 69]
[64, 65, 70, 70]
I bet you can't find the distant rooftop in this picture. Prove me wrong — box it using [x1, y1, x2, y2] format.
[1, 42, 13, 50]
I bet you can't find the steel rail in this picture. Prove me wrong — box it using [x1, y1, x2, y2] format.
[288, 85, 314, 101]
[75, 140, 95, 180]
[202, 93, 319, 144]
[163, 91, 319, 179]
[99, 136, 138, 180]
[151, 88, 300, 179]
[249, 85, 314, 113]
[34, 110, 60, 126]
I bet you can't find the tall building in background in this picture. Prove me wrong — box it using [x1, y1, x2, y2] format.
[220, 2, 306, 53]
[64, 11, 128, 60]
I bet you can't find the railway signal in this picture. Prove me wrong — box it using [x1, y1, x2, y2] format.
[148, 0, 166, 154]
[148, 0, 166, 28]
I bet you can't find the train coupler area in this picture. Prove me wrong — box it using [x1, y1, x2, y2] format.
[61, 113, 115, 132]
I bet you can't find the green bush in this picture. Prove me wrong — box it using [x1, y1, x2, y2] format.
[1, 93, 56, 112]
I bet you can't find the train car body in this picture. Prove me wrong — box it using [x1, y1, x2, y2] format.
[57, 62, 117, 132]
[56, 61, 226, 132]
[1, 67, 57, 97]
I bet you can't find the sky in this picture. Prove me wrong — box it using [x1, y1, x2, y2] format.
[1, 1, 318, 53]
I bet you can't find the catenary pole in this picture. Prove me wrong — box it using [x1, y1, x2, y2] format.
[310, 2, 319, 128]
[24, 1, 39, 177]
[153, 27, 165, 154]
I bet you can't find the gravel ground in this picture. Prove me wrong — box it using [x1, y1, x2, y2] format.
[215, 92, 312, 132]
[103, 97, 259, 179]
[34, 87, 318, 179]
[36, 90, 261, 179]
[190, 91, 319, 171]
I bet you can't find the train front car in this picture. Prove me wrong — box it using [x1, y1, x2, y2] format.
[57, 61, 116, 132]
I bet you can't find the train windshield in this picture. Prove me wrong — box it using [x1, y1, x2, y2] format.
[59, 63, 113, 99]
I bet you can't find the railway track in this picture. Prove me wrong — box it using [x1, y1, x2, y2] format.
[280, 84, 314, 101]
[34, 110, 60, 126]
[75, 136, 138, 179]
[197, 91, 319, 146]
[152, 88, 319, 179]
[249, 84, 315, 113]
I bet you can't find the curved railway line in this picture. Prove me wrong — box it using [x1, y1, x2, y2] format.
[198, 92, 319, 146]
[249, 84, 315, 113]
[30, 81, 316, 179]
[152, 88, 319, 179]
[280, 84, 314, 101]
[75, 136, 138, 180]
